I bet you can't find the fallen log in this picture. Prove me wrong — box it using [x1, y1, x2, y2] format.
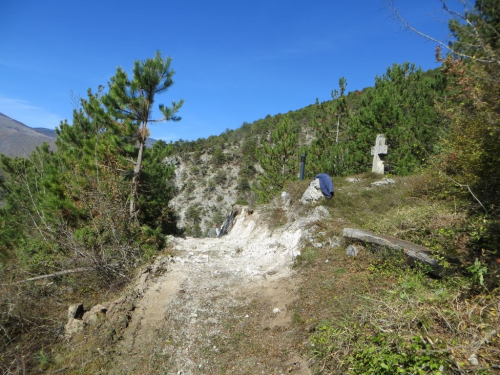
[1, 267, 94, 286]
[343, 228, 458, 277]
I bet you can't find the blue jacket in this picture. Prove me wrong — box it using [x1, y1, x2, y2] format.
[316, 173, 334, 199]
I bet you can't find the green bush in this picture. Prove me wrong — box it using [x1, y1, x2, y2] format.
[214, 170, 227, 185]
[348, 334, 447, 375]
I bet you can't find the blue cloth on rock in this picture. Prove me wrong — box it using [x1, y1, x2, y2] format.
[315, 173, 334, 199]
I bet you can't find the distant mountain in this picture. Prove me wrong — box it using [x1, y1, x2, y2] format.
[32, 127, 57, 138]
[0, 113, 157, 158]
[0, 113, 56, 157]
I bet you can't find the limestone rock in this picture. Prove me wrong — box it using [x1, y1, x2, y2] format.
[163, 156, 180, 166]
[312, 205, 330, 220]
[83, 304, 108, 326]
[65, 303, 85, 339]
[346, 177, 361, 183]
[329, 236, 342, 248]
[371, 178, 395, 186]
[65, 318, 84, 339]
[300, 178, 324, 204]
[67, 303, 84, 320]
[468, 354, 479, 366]
[346, 245, 360, 257]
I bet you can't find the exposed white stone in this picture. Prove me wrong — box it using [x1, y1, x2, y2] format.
[468, 354, 479, 366]
[371, 178, 395, 186]
[300, 178, 324, 203]
[346, 245, 360, 257]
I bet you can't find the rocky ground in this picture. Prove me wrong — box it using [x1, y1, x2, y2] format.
[168, 151, 241, 231]
[69, 202, 334, 374]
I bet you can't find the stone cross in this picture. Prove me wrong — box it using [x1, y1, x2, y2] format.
[371, 134, 388, 174]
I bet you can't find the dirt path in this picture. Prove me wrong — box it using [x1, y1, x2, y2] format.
[93, 207, 329, 374]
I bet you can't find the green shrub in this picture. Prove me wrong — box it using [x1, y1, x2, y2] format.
[348, 334, 447, 375]
[214, 170, 227, 185]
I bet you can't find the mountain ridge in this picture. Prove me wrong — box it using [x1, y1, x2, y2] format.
[0, 112, 56, 157]
[0, 112, 157, 157]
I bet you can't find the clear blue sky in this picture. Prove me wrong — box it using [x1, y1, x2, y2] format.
[0, 0, 453, 142]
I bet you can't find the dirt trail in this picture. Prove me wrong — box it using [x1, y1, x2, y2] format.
[99, 206, 329, 374]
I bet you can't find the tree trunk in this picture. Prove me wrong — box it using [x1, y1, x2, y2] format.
[335, 117, 340, 144]
[130, 122, 147, 219]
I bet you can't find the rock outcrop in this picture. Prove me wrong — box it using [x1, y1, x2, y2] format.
[300, 178, 324, 204]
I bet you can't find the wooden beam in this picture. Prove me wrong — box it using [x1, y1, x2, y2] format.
[343, 228, 459, 277]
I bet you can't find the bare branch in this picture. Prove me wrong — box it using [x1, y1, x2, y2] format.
[439, 171, 488, 213]
[386, 0, 499, 65]
[0, 267, 95, 285]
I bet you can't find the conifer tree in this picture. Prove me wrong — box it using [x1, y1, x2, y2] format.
[102, 51, 184, 218]
[139, 140, 178, 234]
[308, 77, 351, 176]
[255, 116, 298, 202]
[347, 63, 446, 174]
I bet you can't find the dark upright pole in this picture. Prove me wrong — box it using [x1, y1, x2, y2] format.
[300, 154, 306, 181]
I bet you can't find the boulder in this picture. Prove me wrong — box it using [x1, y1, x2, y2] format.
[83, 304, 108, 326]
[346, 245, 360, 257]
[300, 179, 324, 204]
[67, 303, 84, 320]
[65, 318, 84, 339]
[65, 303, 85, 339]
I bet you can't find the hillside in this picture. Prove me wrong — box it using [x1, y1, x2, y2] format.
[1, 8, 499, 370]
[0, 113, 56, 157]
[24, 174, 499, 374]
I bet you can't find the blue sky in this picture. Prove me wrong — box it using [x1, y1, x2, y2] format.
[0, 0, 453, 142]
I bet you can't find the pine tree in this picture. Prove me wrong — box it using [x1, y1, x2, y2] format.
[255, 116, 298, 202]
[308, 77, 351, 176]
[139, 140, 178, 234]
[347, 63, 446, 174]
[102, 51, 183, 218]
[0, 53, 185, 275]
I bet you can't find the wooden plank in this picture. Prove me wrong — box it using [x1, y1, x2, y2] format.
[343, 228, 457, 277]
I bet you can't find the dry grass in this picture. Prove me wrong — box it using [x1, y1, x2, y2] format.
[0, 266, 128, 375]
[290, 240, 500, 373]
[287, 174, 500, 374]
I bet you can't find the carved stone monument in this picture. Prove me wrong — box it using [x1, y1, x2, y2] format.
[371, 134, 388, 174]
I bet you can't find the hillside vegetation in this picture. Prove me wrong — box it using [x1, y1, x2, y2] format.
[1, 1, 499, 373]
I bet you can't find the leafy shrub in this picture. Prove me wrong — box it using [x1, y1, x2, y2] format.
[214, 170, 227, 185]
[348, 334, 447, 375]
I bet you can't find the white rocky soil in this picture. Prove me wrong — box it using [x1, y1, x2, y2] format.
[73, 203, 333, 374]
[168, 151, 241, 230]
